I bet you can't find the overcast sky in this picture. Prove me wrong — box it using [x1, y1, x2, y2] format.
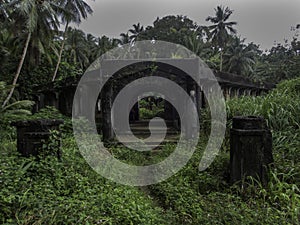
[78, 0, 300, 50]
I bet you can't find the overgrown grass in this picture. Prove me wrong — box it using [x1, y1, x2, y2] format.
[0, 138, 176, 224]
[226, 78, 300, 132]
[1, 78, 300, 224]
[142, 78, 299, 224]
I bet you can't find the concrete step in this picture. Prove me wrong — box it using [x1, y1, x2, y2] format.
[130, 120, 175, 127]
[120, 130, 179, 137]
[119, 121, 179, 136]
[113, 138, 178, 150]
[112, 119, 180, 150]
[131, 129, 179, 135]
[113, 131, 179, 146]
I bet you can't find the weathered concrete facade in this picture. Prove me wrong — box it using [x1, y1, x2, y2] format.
[33, 59, 274, 141]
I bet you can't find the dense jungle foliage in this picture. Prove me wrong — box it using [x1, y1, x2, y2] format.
[0, 78, 299, 224]
[0, 1, 299, 102]
[0, 1, 300, 224]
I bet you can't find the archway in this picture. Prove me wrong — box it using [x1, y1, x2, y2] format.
[97, 60, 202, 142]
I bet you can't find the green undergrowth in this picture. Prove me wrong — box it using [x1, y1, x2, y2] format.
[226, 78, 300, 204]
[0, 138, 176, 224]
[110, 129, 299, 224]
[1, 78, 300, 224]
[146, 142, 299, 224]
[111, 78, 300, 224]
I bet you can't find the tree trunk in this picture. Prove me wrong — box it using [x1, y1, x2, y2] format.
[220, 48, 223, 72]
[2, 32, 32, 108]
[52, 22, 69, 82]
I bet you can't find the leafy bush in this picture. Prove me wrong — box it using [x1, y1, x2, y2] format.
[0, 137, 174, 224]
[139, 107, 164, 120]
[0, 82, 34, 117]
[0, 81, 34, 141]
[138, 98, 165, 120]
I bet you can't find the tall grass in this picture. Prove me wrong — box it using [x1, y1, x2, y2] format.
[226, 78, 300, 223]
[226, 78, 300, 132]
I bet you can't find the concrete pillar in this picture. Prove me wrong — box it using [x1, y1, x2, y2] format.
[247, 89, 251, 96]
[230, 116, 273, 186]
[11, 119, 64, 159]
[243, 89, 246, 96]
[225, 87, 230, 100]
[101, 83, 115, 142]
[234, 88, 239, 98]
[252, 90, 257, 97]
[228, 87, 233, 99]
[129, 102, 139, 122]
[195, 85, 202, 115]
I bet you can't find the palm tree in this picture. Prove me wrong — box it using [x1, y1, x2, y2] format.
[184, 31, 210, 57]
[90, 35, 119, 60]
[128, 23, 144, 43]
[64, 27, 89, 69]
[2, 0, 60, 108]
[223, 37, 257, 75]
[0, 0, 9, 23]
[119, 32, 130, 45]
[0, 28, 14, 71]
[205, 5, 237, 71]
[86, 33, 97, 61]
[0, 82, 34, 117]
[52, 0, 93, 81]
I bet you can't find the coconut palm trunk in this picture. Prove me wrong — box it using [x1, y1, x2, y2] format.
[52, 21, 69, 81]
[2, 32, 31, 108]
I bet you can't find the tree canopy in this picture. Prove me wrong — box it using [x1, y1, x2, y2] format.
[0, 3, 299, 104]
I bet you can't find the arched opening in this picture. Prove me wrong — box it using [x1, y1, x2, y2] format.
[96, 60, 201, 142]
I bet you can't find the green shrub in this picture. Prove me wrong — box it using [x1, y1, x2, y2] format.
[0, 137, 174, 224]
